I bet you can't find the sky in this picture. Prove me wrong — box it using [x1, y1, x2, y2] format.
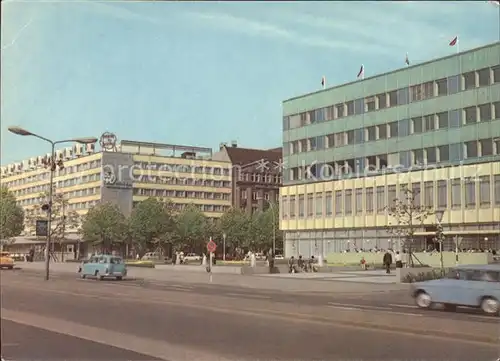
[1, 0, 499, 165]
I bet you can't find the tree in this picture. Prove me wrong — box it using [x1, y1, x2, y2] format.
[249, 204, 282, 253]
[24, 191, 80, 254]
[173, 204, 208, 253]
[128, 197, 176, 256]
[219, 208, 251, 251]
[386, 185, 434, 266]
[80, 202, 127, 253]
[0, 187, 24, 245]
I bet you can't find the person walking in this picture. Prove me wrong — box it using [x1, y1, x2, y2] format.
[383, 251, 393, 274]
[395, 251, 403, 268]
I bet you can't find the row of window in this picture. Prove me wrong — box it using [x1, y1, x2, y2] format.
[281, 175, 500, 218]
[283, 65, 500, 130]
[15, 187, 101, 207]
[138, 176, 231, 188]
[134, 162, 231, 176]
[133, 188, 230, 201]
[9, 173, 102, 197]
[238, 172, 283, 184]
[289, 138, 500, 182]
[287, 102, 500, 155]
[132, 200, 230, 213]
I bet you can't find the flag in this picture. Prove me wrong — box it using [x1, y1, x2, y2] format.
[357, 65, 364, 79]
[449, 36, 458, 46]
[405, 53, 410, 66]
[321, 76, 326, 88]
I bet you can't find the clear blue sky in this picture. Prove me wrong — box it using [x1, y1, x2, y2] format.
[1, 0, 499, 164]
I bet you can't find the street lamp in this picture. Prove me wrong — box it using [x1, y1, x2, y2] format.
[8, 126, 97, 281]
[222, 233, 226, 261]
[435, 209, 445, 276]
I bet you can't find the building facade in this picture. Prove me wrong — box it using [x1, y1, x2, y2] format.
[280, 42, 500, 258]
[212, 142, 282, 213]
[1, 140, 233, 249]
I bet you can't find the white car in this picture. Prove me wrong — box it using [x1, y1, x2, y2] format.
[274, 254, 284, 260]
[183, 253, 201, 262]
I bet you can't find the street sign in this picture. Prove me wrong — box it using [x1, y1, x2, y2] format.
[207, 240, 217, 253]
[36, 219, 48, 237]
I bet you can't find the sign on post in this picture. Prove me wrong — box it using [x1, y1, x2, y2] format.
[207, 239, 217, 253]
[36, 220, 48, 237]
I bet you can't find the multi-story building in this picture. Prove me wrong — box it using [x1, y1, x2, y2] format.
[1, 139, 233, 255]
[212, 141, 282, 213]
[280, 42, 500, 258]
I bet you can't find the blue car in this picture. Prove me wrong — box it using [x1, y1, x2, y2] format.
[411, 264, 500, 315]
[78, 254, 127, 280]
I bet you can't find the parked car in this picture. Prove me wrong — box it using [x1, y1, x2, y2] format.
[183, 253, 201, 263]
[141, 252, 164, 261]
[78, 254, 127, 280]
[411, 264, 500, 315]
[0, 252, 14, 270]
[274, 254, 284, 260]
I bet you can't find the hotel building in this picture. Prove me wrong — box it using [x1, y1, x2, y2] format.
[280, 42, 500, 258]
[1, 139, 232, 242]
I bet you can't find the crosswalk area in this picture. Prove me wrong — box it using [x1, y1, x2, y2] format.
[259, 270, 397, 284]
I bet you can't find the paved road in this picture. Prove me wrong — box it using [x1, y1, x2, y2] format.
[8, 269, 499, 323]
[1, 272, 499, 361]
[1, 320, 159, 360]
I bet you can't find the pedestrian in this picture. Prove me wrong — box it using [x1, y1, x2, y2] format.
[383, 250, 392, 274]
[288, 256, 295, 273]
[395, 251, 403, 268]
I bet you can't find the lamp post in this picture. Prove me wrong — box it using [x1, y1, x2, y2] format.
[222, 233, 226, 261]
[8, 126, 97, 281]
[435, 210, 445, 276]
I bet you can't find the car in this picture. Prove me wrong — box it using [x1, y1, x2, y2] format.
[411, 264, 500, 315]
[183, 253, 201, 263]
[78, 254, 127, 280]
[0, 252, 14, 270]
[274, 254, 284, 260]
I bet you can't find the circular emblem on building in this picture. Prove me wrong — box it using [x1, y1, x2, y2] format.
[103, 169, 116, 185]
[99, 132, 117, 151]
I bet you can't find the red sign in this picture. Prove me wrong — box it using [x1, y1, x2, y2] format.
[207, 240, 217, 253]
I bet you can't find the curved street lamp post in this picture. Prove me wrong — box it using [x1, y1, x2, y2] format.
[8, 126, 97, 281]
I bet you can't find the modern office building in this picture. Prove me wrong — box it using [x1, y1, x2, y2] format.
[280, 42, 500, 258]
[0, 139, 233, 244]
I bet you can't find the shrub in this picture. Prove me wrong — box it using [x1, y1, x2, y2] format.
[402, 269, 443, 283]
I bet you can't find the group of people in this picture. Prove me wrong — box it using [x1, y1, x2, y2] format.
[287, 255, 318, 273]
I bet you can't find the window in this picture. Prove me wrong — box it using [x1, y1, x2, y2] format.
[494, 101, 500, 120]
[495, 138, 500, 155]
[367, 126, 376, 141]
[300, 113, 308, 126]
[316, 135, 325, 150]
[388, 185, 397, 204]
[412, 117, 423, 133]
[437, 180, 447, 209]
[325, 192, 332, 215]
[315, 108, 325, 122]
[436, 78, 447, 96]
[376, 186, 385, 213]
[413, 149, 424, 165]
[410, 84, 423, 102]
[439, 145, 450, 162]
[449, 143, 464, 162]
[298, 195, 305, 217]
[389, 121, 398, 138]
[379, 154, 388, 168]
[463, 71, 476, 90]
[283, 116, 290, 130]
[464, 180, 475, 208]
[346, 130, 354, 145]
[326, 106, 335, 120]
[307, 193, 314, 217]
[388, 91, 398, 107]
[426, 147, 437, 164]
[451, 179, 461, 209]
[412, 182, 421, 206]
[464, 106, 477, 124]
[447, 75, 460, 94]
[355, 188, 363, 215]
[308, 110, 316, 124]
[494, 175, 500, 205]
[344, 190, 352, 215]
[479, 104, 491, 122]
[494, 66, 500, 83]
[378, 124, 387, 139]
[365, 187, 373, 213]
[326, 134, 335, 148]
[365, 97, 376, 112]
[437, 112, 449, 129]
[335, 133, 345, 147]
[315, 194, 322, 216]
[336, 104, 345, 118]
[308, 137, 317, 151]
[477, 68, 490, 87]
[397, 87, 409, 105]
[289, 196, 296, 217]
[479, 176, 490, 207]
[354, 98, 364, 115]
[377, 93, 387, 109]
[399, 151, 411, 168]
[399, 118, 409, 137]
[424, 115, 435, 131]
[354, 128, 364, 144]
[424, 181, 433, 208]
[449, 109, 462, 127]
[335, 191, 343, 215]
[346, 101, 354, 116]
[465, 141, 478, 158]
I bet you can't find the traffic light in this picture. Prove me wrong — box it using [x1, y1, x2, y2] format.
[41, 203, 51, 212]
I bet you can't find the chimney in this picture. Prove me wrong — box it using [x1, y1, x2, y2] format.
[219, 142, 225, 151]
[231, 140, 237, 148]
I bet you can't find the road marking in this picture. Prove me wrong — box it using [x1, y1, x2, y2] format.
[168, 287, 192, 292]
[225, 293, 271, 299]
[389, 304, 416, 309]
[1, 343, 20, 347]
[326, 304, 422, 317]
[170, 284, 193, 289]
[328, 302, 392, 310]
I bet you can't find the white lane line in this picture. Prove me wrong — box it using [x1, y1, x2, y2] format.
[389, 303, 416, 309]
[225, 293, 271, 299]
[170, 284, 194, 289]
[326, 304, 422, 317]
[168, 287, 192, 292]
[328, 302, 392, 310]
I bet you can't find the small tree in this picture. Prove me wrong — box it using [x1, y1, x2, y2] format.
[219, 208, 251, 253]
[80, 202, 127, 254]
[128, 197, 176, 256]
[386, 185, 434, 266]
[0, 187, 24, 246]
[173, 204, 208, 253]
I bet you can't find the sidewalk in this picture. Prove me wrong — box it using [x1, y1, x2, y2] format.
[18, 262, 409, 294]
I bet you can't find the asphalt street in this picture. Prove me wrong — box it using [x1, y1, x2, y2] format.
[1, 320, 160, 360]
[9, 268, 500, 323]
[1, 271, 499, 361]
